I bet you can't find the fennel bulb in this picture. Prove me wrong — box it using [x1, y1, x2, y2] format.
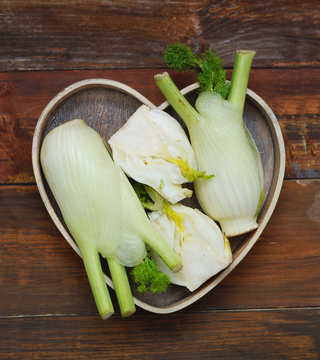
[191, 92, 264, 236]
[155, 48, 264, 237]
[40, 119, 182, 318]
[109, 104, 209, 204]
[41, 119, 145, 267]
[148, 202, 232, 292]
[134, 185, 232, 292]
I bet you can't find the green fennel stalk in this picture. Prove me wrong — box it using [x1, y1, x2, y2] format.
[107, 258, 135, 317]
[227, 50, 256, 113]
[80, 244, 114, 319]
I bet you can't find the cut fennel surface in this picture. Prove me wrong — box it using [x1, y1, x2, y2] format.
[148, 203, 232, 292]
[109, 104, 207, 204]
[133, 185, 232, 292]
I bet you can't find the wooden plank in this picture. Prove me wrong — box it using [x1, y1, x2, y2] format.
[0, 185, 105, 316]
[0, 309, 319, 360]
[0, 180, 319, 317]
[0, 68, 319, 184]
[252, 70, 320, 179]
[0, 0, 319, 71]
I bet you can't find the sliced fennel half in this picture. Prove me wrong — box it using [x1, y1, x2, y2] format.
[149, 202, 232, 292]
[135, 185, 232, 292]
[109, 104, 209, 204]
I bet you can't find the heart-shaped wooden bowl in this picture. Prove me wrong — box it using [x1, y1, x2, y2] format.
[32, 78, 285, 314]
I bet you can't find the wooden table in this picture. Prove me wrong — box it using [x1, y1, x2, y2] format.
[0, 1, 319, 359]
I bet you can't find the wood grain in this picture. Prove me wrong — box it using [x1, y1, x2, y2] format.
[0, 0, 319, 71]
[0, 309, 319, 360]
[0, 1, 319, 358]
[0, 68, 319, 184]
[0, 180, 319, 317]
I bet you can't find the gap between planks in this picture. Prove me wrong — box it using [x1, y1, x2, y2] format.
[2, 306, 320, 320]
[0, 65, 319, 74]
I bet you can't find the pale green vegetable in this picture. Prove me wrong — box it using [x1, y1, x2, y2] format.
[190, 92, 263, 236]
[155, 49, 264, 237]
[40, 119, 182, 319]
[137, 186, 232, 292]
[109, 105, 210, 204]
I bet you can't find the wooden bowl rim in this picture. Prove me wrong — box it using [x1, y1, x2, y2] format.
[32, 78, 286, 314]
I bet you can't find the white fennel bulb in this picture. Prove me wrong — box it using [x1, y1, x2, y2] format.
[191, 92, 264, 237]
[109, 105, 208, 204]
[41, 119, 145, 266]
[148, 202, 232, 292]
[40, 119, 182, 319]
[155, 50, 264, 237]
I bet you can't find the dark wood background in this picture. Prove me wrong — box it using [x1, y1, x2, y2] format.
[0, 1, 319, 359]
